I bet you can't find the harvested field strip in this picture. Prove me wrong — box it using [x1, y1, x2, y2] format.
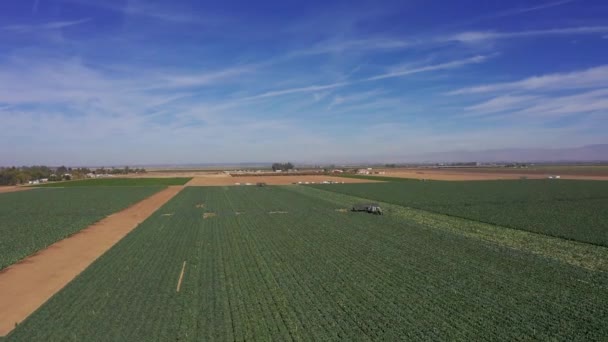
[293, 185, 608, 272]
[0, 186, 165, 270]
[7, 186, 608, 341]
[310, 180, 608, 246]
[34, 177, 191, 187]
[0, 186, 183, 336]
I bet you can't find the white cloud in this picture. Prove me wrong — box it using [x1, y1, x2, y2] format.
[312, 91, 332, 102]
[449, 65, 608, 95]
[64, 0, 198, 23]
[241, 56, 488, 102]
[447, 26, 608, 43]
[327, 90, 383, 109]
[364, 55, 487, 81]
[153, 66, 255, 89]
[2, 18, 91, 33]
[490, 0, 576, 18]
[288, 38, 410, 58]
[463, 95, 539, 115]
[243, 82, 350, 101]
[456, 89, 608, 123]
[511, 89, 608, 118]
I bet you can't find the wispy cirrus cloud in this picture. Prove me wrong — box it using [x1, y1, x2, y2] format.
[152, 66, 256, 89]
[243, 55, 488, 101]
[287, 38, 410, 58]
[510, 89, 608, 118]
[64, 0, 200, 24]
[2, 18, 91, 33]
[365, 55, 488, 81]
[449, 65, 608, 95]
[489, 0, 577, 18]
[460, 89, 608, 122]
[463, 95, 540, 116]
[446, 26, 608, 43]
[327, 90, 383, 109]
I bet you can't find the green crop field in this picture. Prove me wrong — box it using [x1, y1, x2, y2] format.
[33, 177, 191, 187]
[0, 187, 164, 270]
[7, 186, 608, 341]
[311, 180, 608, 247]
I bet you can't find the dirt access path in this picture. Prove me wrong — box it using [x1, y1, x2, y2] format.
[0, 186, 183, 336]
[0, 186, 32, 194]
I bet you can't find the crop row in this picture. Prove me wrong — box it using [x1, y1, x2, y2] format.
[311, 179, 608, 246]
[8, 186, 608, 340]
[0, 186, 164, 270]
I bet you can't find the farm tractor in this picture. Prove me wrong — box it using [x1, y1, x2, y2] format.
[351, 203, 383, 215]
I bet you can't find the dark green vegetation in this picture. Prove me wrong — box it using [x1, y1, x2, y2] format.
[312, 180, 608, 246]
[8, 186, 608, 341]
[0, 166, 148, 185]
[0, 166, 55, 185]
[34, 177, 191, 187]
[337, 173, 413, 182]
[0, 187, 163, 270]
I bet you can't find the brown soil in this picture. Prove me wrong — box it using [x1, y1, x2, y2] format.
[176, 261, 187, 293]
[186, 175, 379, 186]
[0, 186, 183, 336]
[203, 212, 216, 219]
[0, 186, 32, 194]
[123, 171, 227, 178]
[376, 169, 608, 181]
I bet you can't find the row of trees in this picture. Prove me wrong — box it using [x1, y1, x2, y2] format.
[94, 166, 146, 175]
[0, 166, 53, 185]
[0, 166, 146, 186]
[271, 162, 294, 171]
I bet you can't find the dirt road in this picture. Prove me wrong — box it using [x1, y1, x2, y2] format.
[0, 186, 183, 336]
[0, 186, 32, 193]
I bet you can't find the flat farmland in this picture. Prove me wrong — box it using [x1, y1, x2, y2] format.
[367, 166, 608, 181]
[6, 186, 608, 341]
[34, 177, 192, 187]
[312, 180, 608, 246]
[0, 187, 164, 270]
[185, 174, 378, 186]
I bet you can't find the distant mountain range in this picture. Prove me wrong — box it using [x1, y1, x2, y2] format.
[400, 144, 608, 164]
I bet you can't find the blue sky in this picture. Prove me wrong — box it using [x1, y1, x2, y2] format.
[1, 0, 607, 165]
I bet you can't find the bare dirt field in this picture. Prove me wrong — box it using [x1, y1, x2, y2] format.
[0, 186, 183, 336]
[185, 174, 380, 186]
[0, 186, 32, 193]
[377, 169, 608, 181]
[125, 171, 223, 178]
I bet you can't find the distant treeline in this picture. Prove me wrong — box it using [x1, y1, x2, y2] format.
[271, 162, 294, 171]
[0, 166, 146, 186]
